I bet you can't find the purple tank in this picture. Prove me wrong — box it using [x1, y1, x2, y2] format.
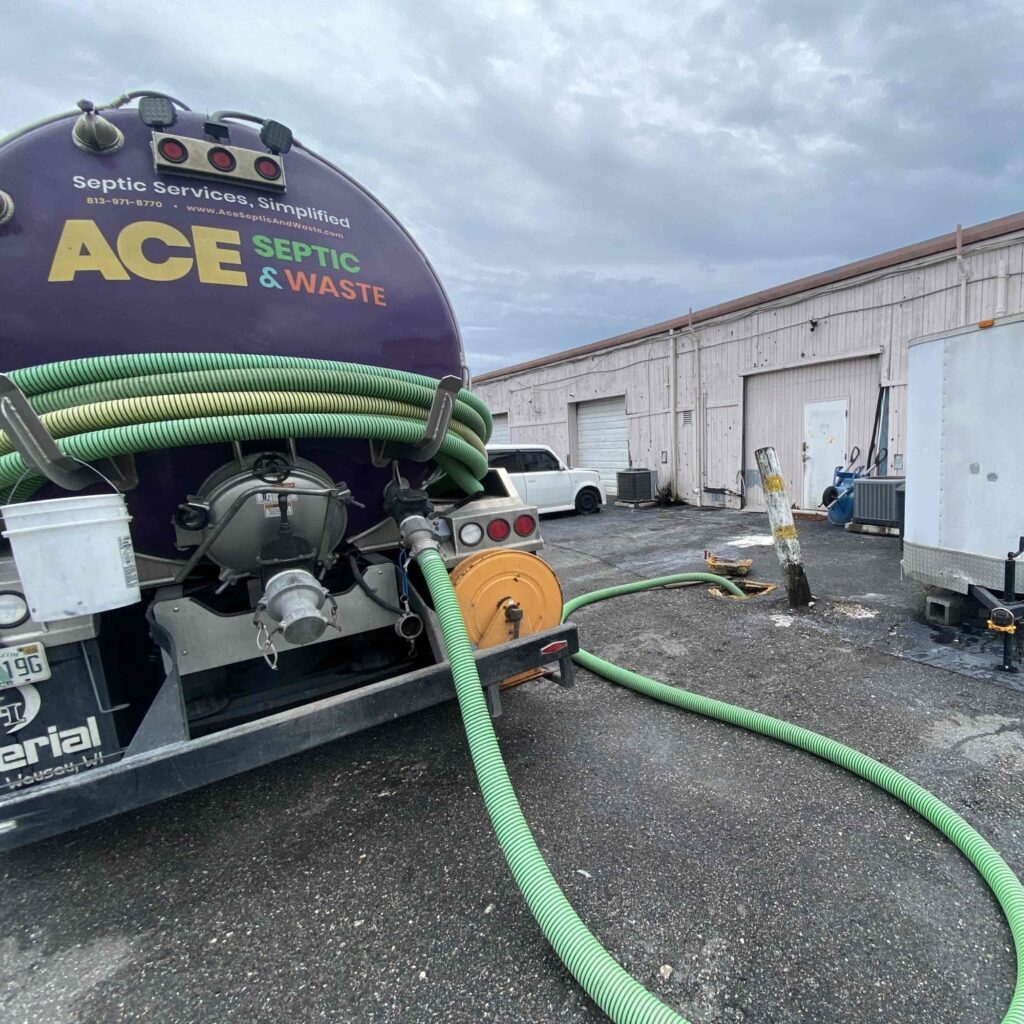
[0, 102, 465, 558]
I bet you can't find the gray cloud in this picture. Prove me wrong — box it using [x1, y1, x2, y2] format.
[4, 0, 1022, 371]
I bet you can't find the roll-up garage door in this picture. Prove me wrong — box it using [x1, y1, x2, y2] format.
[742, 354, 880, 511]
[489, 413, 510, 444]
[576, 396, 628, 495]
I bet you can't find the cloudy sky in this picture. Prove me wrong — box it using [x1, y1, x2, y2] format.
[4, 1, 1023, 372]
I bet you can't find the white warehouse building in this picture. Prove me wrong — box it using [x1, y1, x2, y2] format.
[472, 213, 1024, 510]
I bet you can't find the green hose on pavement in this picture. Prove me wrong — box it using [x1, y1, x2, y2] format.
[416, 556, 1024, 1024]
[417, 548, 693, 1023]
[5, 353, 1020, 1020]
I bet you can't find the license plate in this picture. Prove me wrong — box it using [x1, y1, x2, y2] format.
[0, 643, 51, 689]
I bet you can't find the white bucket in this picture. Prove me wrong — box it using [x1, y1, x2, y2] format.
[1, 493, 141, 621]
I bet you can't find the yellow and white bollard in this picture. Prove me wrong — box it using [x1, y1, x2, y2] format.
[754, 445, 812, 608]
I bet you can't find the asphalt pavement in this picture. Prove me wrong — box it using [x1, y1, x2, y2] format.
[3, 505, 1023, 1023]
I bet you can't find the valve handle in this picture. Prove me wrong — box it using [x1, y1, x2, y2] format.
[252, 452, 293, 484]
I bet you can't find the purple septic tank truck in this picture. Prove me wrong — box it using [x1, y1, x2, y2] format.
[0, 94, 575, 848]
[0, 97, 466, 555]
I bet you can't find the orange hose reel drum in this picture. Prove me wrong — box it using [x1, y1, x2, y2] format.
[449, 550, 564, 687]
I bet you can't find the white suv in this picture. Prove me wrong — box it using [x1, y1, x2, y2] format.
[486, 444, 606, 514]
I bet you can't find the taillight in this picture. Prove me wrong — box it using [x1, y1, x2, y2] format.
[208, 146, 236, 172]
[254, 155, 282, 181]
[486, 518, 511, 542]
[513, 514, 535, 537]
[459, 522, 483, 546]
[157, 137, 188, 163]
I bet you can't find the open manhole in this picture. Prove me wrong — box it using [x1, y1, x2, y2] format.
[708, 579, 776, 601]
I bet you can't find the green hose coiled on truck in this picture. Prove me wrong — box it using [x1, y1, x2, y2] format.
[0, 353, 490, 500]
[7, 351, 492, 435]
[415, 557, 1024, 1024]
[0, 392, 487, 458]
[23, 365, 490, 443]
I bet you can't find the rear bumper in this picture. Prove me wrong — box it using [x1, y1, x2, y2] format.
[0, 624, 578, 851]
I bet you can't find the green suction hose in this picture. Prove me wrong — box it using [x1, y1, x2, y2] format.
[23, 365, 490, 444]
[0, 354, 491, 501]
[0, 392, 487, 458]
[412, 552, 1024, 1024]
[564, 575, 1024, 1023]
[6, 350, 492, 435]
[4, 353, 1019, 1019]
[416, 544, 690, 1024]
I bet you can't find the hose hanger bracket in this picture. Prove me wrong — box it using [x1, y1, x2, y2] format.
[0, 372, 121, 491]
[369, 374, 462, 467]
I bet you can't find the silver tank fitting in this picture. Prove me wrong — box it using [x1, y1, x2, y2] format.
[258, 569, 335, 646]
[71, 101, 124, 153]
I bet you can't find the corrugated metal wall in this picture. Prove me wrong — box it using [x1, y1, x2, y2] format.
[474, 233, 1024, 510]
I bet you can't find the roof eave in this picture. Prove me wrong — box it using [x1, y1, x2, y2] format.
[473, 210, 1024, 384]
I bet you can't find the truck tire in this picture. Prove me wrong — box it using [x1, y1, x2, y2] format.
[575, 488, 601, 515]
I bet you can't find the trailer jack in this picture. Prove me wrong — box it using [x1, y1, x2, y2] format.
[971, 537, 1024, 673]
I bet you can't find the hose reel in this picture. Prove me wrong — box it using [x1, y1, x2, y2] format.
[449, 549, 564, 688]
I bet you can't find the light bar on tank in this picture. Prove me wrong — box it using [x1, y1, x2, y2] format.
[150, 132, 287, 192]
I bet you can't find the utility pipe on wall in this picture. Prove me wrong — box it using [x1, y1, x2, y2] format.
[956, 223, 969, 326]
[996, 257, 1008, 317]
[668, 327, 678, 500]
[688, 307, 704, 508]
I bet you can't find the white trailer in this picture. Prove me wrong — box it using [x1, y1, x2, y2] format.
[903, 314, 1024, 596]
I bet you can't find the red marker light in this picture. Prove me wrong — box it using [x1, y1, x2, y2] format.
[208, 147, 236, 172]
[157, 137, 188, 163]
[254, 156, 282, 181]
[486, 518, 511, 542]
[540, 640, 568, 656]
[513, 514, 535, 537]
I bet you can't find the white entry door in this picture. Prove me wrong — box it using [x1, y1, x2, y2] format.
[802, 399, 847, 508]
